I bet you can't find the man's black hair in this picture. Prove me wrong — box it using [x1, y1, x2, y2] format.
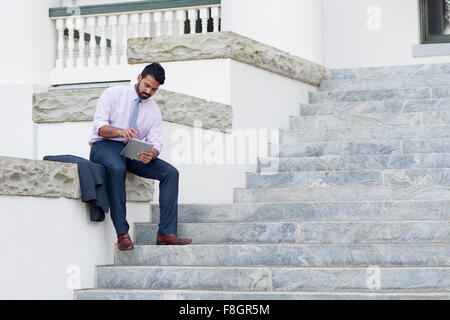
[141, 63, 165, 85]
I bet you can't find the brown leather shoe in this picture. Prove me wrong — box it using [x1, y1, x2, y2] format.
[117, 233, 134, 251]
[156, 234, 192, 245]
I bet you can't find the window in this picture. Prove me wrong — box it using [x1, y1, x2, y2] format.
[420, 0, 450, 43]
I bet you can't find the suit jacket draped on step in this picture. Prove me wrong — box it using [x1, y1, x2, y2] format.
[43, 155, 109, 222]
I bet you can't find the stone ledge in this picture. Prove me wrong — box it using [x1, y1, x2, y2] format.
[32, 87, 232, 132]
[0, 156, 154, 202]
[127, 31, 331, 87]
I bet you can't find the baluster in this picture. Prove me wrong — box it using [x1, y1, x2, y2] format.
[119, 14, 129, 65]
[176, 10, 185, 35]
[211, 7, 220, 32]
[87, 17, 97, 67]
[188, 9, 197, 34]
[55, 19, 65, 68]
[154, 11, 162, 37]
[75, 17, 85, 67]
[108, 15, 118, 66]
[142, 12, 151, 38]
[97, 16, 107, 66]
[130, 13, 140, 38]
[165, 11, 174, 36]
[199, 8, 208, 33]
[66, 18, 75, 68]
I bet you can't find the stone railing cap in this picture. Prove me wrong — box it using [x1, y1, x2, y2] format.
[128, 31, 332, 86]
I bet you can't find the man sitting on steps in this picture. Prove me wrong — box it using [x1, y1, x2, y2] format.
[88, 62, 192, 250]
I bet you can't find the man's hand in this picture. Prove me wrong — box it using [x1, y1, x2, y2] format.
[120, 128, 139, 141]
[137, 149, 157, 164]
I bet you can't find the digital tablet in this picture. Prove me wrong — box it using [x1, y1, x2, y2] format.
[120, 138, 154, 161]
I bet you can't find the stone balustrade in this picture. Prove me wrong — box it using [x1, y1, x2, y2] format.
[49, 1, 221, 69]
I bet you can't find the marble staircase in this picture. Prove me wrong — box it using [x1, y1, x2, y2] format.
[75, 63, 450, 300]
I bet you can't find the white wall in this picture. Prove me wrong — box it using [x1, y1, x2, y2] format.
[221, 0, 324, 64]
[0, 84, 48, 160]
[323, 0, 450, 69]
[0, 194, 149, 299]
[0, 1, 54, 86]
[230, 60, 313, 130]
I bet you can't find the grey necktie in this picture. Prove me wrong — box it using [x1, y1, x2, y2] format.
[129, 97, 141, 129]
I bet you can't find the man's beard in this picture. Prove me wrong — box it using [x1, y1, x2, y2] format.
[136, 81, 151, 100]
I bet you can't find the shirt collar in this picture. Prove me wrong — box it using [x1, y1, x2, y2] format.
[130, 84, 139, 101]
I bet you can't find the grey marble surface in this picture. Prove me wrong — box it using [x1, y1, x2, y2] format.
[0, 156, 153, 201]
[331, 62, 450, 80]
[300, 221, 450, 244]
[403, 138, 450, 154]
[74, 288, 450, 300]
[320, 74, 450, 91]
[292, 111, 450, 130]
[246, 170, 383, 188]
[310, 87, 431, 104]
[117, 244, 450, 267]
[251, 168, 450, 188]
[258, 153, 450, 173]
[127, 32, 331, 86]
[280, 125, 450, 144]
[272, 267, 450, 291]
[234, 185, 450, 203]
[96, 266, 271, 291]
[136, 222, 298, 244]
[278, 140, 402, 158]
[92, 265, 450, 291]
[33, 87, 232, 132]
[136, 220, 448, 244]
[150, 201, 450, 223]
[301, 98, 450, 116]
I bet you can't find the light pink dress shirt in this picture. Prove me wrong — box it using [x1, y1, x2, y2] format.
[88, 84, 163, 153]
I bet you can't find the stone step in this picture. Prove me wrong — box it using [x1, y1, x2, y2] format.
[299, 221, 450, 244]
[136, 221, 449, 244]
[280, 125, 450, 144]
[277, 139, 401, 158]
[247, 170, 383, 188]
[319, 74, 450, 91]
[290, 111, 450, 130]
[135, 222, 298, 244]
[271, 267, 450, 291]
[277, 138, 450, 158]
[330, 63, 450, 80]
[301, 98, 450, 117]
[404, 138, 450, 154]
[96, 266, 270, 291]
[233, 185, 450, 203]
[94, 266, 450, 292]
[151, 201, 450, 223]
[116, 244, 450, 267]
[74, 288, 450, 300]
[140, 220, 450, 244]
[309, 87, 436, 104]
[257, 154, 450, 173]
[247, 169, 450, 189]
